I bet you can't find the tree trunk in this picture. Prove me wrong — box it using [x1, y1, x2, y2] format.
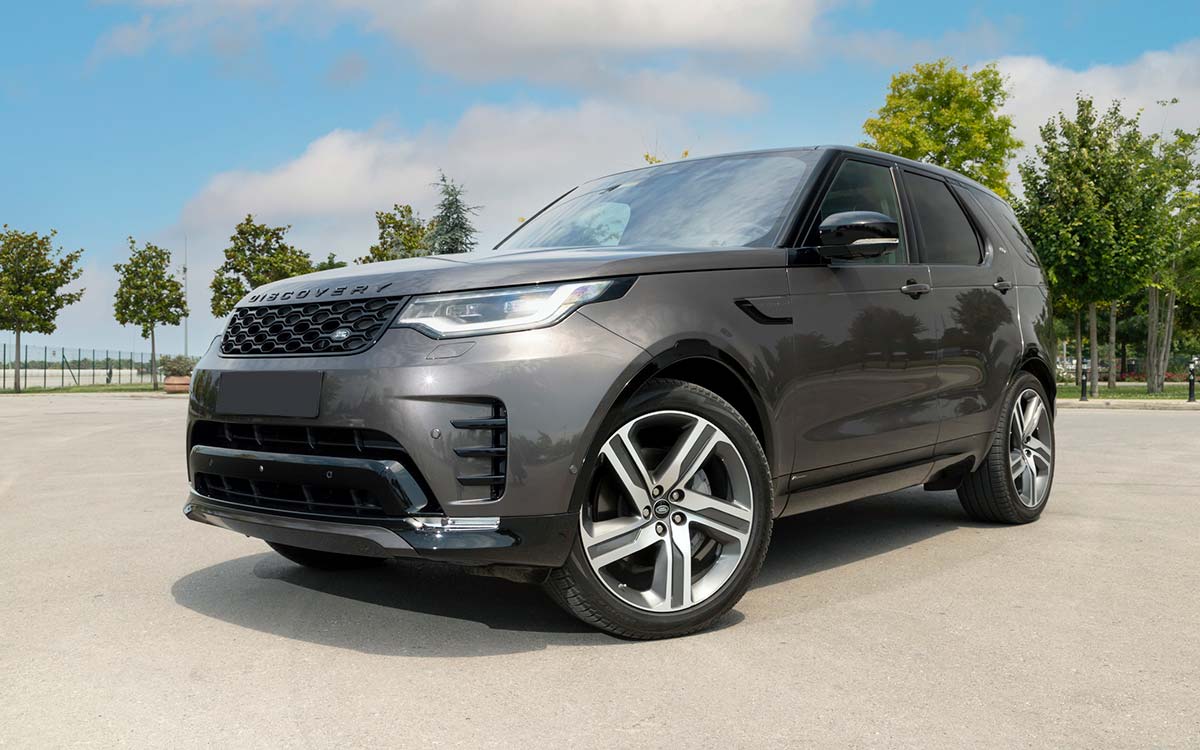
[1089, 303, 1099, 397]
[13, 328, 21, 394]
[150, 326, 158, 391]
[1108, 303, 1117, 388]
[1080, 309, 1089, 386]
[1146, 287, 1158, 394]
[1157, 290, 1176, 390]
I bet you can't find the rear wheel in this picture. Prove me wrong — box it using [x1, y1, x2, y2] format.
[957, 372, 1055, 524]
[545, 379, 773, 639]
[267, 542, 386, 570]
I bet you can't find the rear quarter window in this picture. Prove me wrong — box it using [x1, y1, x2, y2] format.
[969, 187, 1041, 268]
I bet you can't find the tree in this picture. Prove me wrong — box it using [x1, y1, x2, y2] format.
[1143, 118, 1200, 392]
[113, 238, 187, 390]
[314, 253, 346, 271]
[356, 204, 430, 264]
[643, 149, 689, 165]
[862, 59, 1023, 197]
[425, 172, 479, 255]
[0, 226, 84, 393]
[1017, 96, 1166, 396]
[210, 215, 317, 317]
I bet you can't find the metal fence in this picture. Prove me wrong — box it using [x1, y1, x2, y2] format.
[0, 343, 180, 392]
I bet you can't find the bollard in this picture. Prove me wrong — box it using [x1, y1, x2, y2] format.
[1080, 364, 1089, 402]
[1189, 361, 1196, 403]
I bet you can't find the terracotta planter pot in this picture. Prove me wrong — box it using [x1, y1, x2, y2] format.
[163, 375, 191, 394]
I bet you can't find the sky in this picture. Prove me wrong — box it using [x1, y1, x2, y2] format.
[2, 0, 1199, 356]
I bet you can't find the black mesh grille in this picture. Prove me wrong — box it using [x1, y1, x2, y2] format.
[220, 297, 403, 356]
[192, 420, 407, 461]
[195, 473, 387, 518]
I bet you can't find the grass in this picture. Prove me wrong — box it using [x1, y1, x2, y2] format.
[1058, 382, 1193, 400]
[0, 382, 164, 394]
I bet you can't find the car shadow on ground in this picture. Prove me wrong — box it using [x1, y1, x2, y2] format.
[171, 487, 990, 657]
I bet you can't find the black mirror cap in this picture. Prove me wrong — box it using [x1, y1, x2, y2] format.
[817, 211, 900, 260]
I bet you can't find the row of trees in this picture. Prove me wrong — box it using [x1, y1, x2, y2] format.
[209, 172, 478, 316]
[0, 172, 479, 392]
[860, 59, 1200, 394]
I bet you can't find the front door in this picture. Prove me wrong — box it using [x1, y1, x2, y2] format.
[786, 156, 942, 488]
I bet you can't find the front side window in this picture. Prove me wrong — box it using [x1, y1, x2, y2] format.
[905, 172, 981, 265]
[809, 159, 906, 264]
[500, 153, 816, 250]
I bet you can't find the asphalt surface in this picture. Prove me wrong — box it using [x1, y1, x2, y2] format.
[1, 394, 1197, 748]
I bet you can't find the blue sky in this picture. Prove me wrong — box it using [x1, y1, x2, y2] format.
[3, 0, 1199, 355]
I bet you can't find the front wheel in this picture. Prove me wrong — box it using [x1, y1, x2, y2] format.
[545, 379, 773, 639]
[957, 372, 1055, 524]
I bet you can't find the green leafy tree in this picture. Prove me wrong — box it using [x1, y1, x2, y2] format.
[1018, 96, 1168, 396]
[0, 226, 84, 393]
[210, 215, 316, 317]
[862, 59, 1022, 196]
[1143, 117, 1200, 392]
[356, 204, 430, 264]
[426, 172, 479, 255]
[113, 237, 188, 390]
[314, 253, 346, 271]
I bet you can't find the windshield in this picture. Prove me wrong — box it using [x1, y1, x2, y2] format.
[500, 152, 815, 250]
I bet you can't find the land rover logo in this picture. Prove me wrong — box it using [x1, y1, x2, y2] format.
[331, 328, 352, 341]
[653, 500, 671, 518]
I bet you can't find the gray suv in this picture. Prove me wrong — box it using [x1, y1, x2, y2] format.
[185, 146, 1056, 639]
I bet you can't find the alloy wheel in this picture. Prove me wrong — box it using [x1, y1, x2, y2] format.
[1008, 389, 1052, 508]
[579, 410, 754, 613]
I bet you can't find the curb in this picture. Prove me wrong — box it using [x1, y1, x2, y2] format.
[1055, 399, 1199, 411]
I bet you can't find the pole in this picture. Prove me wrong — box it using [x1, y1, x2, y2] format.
[1189, 362, 1196, 403]
[2, 343, 5, 391]
[1080, 364, 1089, 402]
[183, 234, 189, 358]
[43, 345, 47, 390]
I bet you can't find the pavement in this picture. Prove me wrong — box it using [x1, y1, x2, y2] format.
[1, 394, 1198, 748]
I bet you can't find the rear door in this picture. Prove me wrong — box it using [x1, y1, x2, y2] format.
[901, 169, 1022, 444]
[786, 155, 942, 488]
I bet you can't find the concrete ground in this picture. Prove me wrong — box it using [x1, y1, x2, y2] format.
[1, 394, 1197, 748]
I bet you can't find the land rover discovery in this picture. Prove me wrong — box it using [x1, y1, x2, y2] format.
[185, 146, 1056, 639]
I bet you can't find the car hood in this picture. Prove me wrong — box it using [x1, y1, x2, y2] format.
[235, 245, 787, 307]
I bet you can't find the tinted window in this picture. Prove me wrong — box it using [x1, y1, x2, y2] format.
[906, 172, 980, 265]
[970, 187, 1041, 267]
[811, 159, 905, 264]
[502, 153, 816, 250]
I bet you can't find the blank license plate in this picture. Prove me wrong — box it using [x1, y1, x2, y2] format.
[215, 371, 323, 418]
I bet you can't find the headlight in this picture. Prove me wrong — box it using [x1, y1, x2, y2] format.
[394, 279, 622, 338]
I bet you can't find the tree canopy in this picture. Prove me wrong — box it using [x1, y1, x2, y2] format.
[113, 237, 188, 340]
[0, 225, 84, 336]
[210, 215, 320, 317]
[861, 59, 1022, 196]
[356, 204, 431, 264]
[1017, 96, 1166, 309]
[425, 172, 479, 255]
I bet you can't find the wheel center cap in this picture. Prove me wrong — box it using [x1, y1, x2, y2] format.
[652, 500, 671, 518]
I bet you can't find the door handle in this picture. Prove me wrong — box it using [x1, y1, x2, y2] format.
[900, 280, 931, 299]
[993, 278, 1014, 293]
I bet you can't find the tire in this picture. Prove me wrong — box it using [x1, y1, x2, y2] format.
[266, 542, 387, 570]
[957, 372, 1055, 524]
[545, 378, 773, 639]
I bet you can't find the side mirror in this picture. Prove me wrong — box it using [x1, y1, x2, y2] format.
[816, 211, 900, 260]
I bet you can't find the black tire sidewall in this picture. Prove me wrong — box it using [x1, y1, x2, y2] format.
[561, 379, 773, 636]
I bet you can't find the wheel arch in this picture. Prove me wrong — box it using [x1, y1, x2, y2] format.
[1016, 349, 1057, 414]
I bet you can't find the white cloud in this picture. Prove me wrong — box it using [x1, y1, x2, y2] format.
[91, 0, 826, 112]
[996, 41, 1200, 161]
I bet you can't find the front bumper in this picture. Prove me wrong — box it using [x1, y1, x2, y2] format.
[184, 493, 577, 567]
[185, 312, 647, 566]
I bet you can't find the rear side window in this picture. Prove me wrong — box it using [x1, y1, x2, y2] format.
[905, 172, 981, 265]
[970, 187, 1041, 267]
